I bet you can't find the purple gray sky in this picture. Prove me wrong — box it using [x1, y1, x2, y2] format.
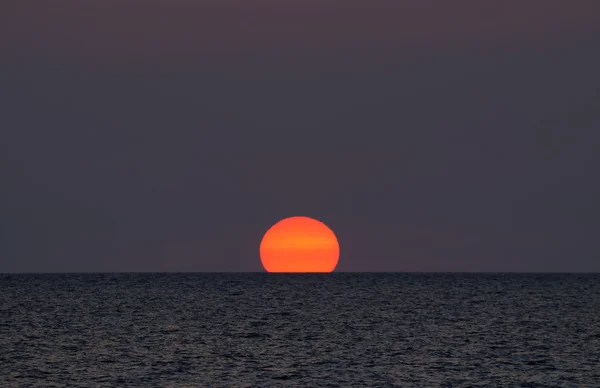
[1, 1, 599, 272]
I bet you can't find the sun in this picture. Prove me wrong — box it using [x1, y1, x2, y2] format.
[260, 216, 340, 273]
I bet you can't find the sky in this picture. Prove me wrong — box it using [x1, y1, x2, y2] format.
[1, 1, 599, 272]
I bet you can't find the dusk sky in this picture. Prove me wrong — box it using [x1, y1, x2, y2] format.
[1, 1, 599, 272]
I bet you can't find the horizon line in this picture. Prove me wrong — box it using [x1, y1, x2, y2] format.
[2, 271, 599, 275]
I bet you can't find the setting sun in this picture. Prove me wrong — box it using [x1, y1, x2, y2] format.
[260, 216, 340, 273]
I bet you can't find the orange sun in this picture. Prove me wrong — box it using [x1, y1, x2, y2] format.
[260, 216, 340, 273]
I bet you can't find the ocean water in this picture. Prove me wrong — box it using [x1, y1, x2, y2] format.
[1, 273, 599, 387]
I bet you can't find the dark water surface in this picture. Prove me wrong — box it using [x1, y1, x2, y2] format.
[1, 273, 599, 387]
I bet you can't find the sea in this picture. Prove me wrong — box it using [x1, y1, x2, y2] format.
[1, 273, 599, 387]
